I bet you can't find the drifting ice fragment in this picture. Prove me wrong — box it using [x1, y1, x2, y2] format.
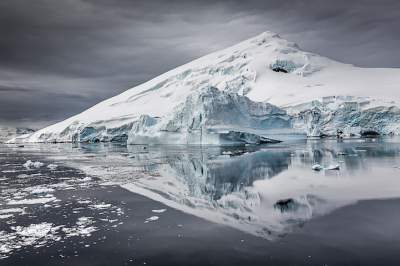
[47, 164, 58, 170]
[144, 216, 159, 223]
[152, 209, 166, 213]
[23, 160, 44, 169]
[312, 164, 323, 171]
[326, 164, 340, 170]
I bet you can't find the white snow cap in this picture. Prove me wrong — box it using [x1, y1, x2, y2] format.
[10, 31, 400, 143]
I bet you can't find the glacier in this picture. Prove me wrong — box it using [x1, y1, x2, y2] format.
[288, 97, 400, 137]
[9, 31, 400, 144]
[128, 87, 290, 145]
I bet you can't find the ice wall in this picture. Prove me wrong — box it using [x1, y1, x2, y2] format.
[127, 87, 291, 145]
[290, 98, 400, 137]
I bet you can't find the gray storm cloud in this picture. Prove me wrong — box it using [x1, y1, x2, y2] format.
[0, 0, 399, 127]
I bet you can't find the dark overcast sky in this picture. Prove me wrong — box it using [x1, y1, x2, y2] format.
[1, 0, 399, 128]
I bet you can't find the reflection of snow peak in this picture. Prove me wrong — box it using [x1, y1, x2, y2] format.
[10, 31, 400, 144]
[61, 141, 400, 240]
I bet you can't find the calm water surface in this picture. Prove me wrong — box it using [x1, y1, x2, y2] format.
[1, 137, 400, 265]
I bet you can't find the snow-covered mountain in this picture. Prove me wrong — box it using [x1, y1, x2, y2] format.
[0, 126, 34, 143]
[10, 31, 400, 144]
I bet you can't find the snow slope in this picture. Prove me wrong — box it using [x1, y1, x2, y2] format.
[0, 127, 34, 143]
[11, 31, 400, 143]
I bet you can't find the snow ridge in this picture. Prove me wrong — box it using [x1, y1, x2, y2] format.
[9, 31, 400, 144]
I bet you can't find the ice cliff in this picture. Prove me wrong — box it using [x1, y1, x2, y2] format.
[289, 97, 400, 137]
[128, 87, 290, 145]
[9, 31, 400, 144]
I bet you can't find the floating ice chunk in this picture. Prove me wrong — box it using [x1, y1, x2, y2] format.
[23, 160, 44, 169]
[11, 222, 54, 239]
[100, 218, 118, 223]
[79, 177, 92, 182]
[62, 217, 97, 237]
[0, 208, 25, 214]
[7, 196, 56, 205]
[90, 203, 112, 210]
[2, 170, 17, 173]
[326, 164, 340, 170]
[77, 200, 92, 204]
[312, 163, 340, 171]
[26, 186, 55, 195]
[144, 216, 159, 223]
[47, 164, 58, 170]
[312, 164, 323, 171]
[0, 222, 60, 258]
[152, 209, 166, 213]
[0, 214, 13, 219]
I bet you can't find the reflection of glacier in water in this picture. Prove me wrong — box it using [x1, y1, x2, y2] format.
[47, 138, 400, 239]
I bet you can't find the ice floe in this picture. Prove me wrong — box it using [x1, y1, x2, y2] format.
[0, 214, 13, 219]
[144, 216, 159, 223]
[7, 196, 57, 205]
[326, 164, 340, 170]
[0, 223, 61, 259]
[89, 203, 112, 210]
[62, 217, 97, 237]
[0, 150, 127, 260]
[47, 164, 58, 170]
[23, 160, 44, 169]
[152, 209, 166, 213]
[312, 164, 323, 171]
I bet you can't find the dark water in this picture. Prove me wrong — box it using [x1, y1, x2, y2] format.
[1, 137, 400, 265]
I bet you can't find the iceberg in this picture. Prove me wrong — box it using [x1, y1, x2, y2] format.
[8, 31, 400, 144]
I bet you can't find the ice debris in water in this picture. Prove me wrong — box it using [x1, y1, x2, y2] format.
[0, 222, 61, 259]
[89, 203, 112, 210]
[62, 217, 97, 237]
[326, 164, 340, 170]
[47, 164, 58, 170]
[25, 186, 55, 195]
[7, 196, 57, 205]
[0, 216, 101, 259]
[23, 160, 44, 169]
[0, 214, 13, 219]
[144, 216, 159, 223]
[312, 164, 340, 171]
[312, 164, 323, 171]
[152, 209, 166, 213]
[0, 208, 25, 215]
